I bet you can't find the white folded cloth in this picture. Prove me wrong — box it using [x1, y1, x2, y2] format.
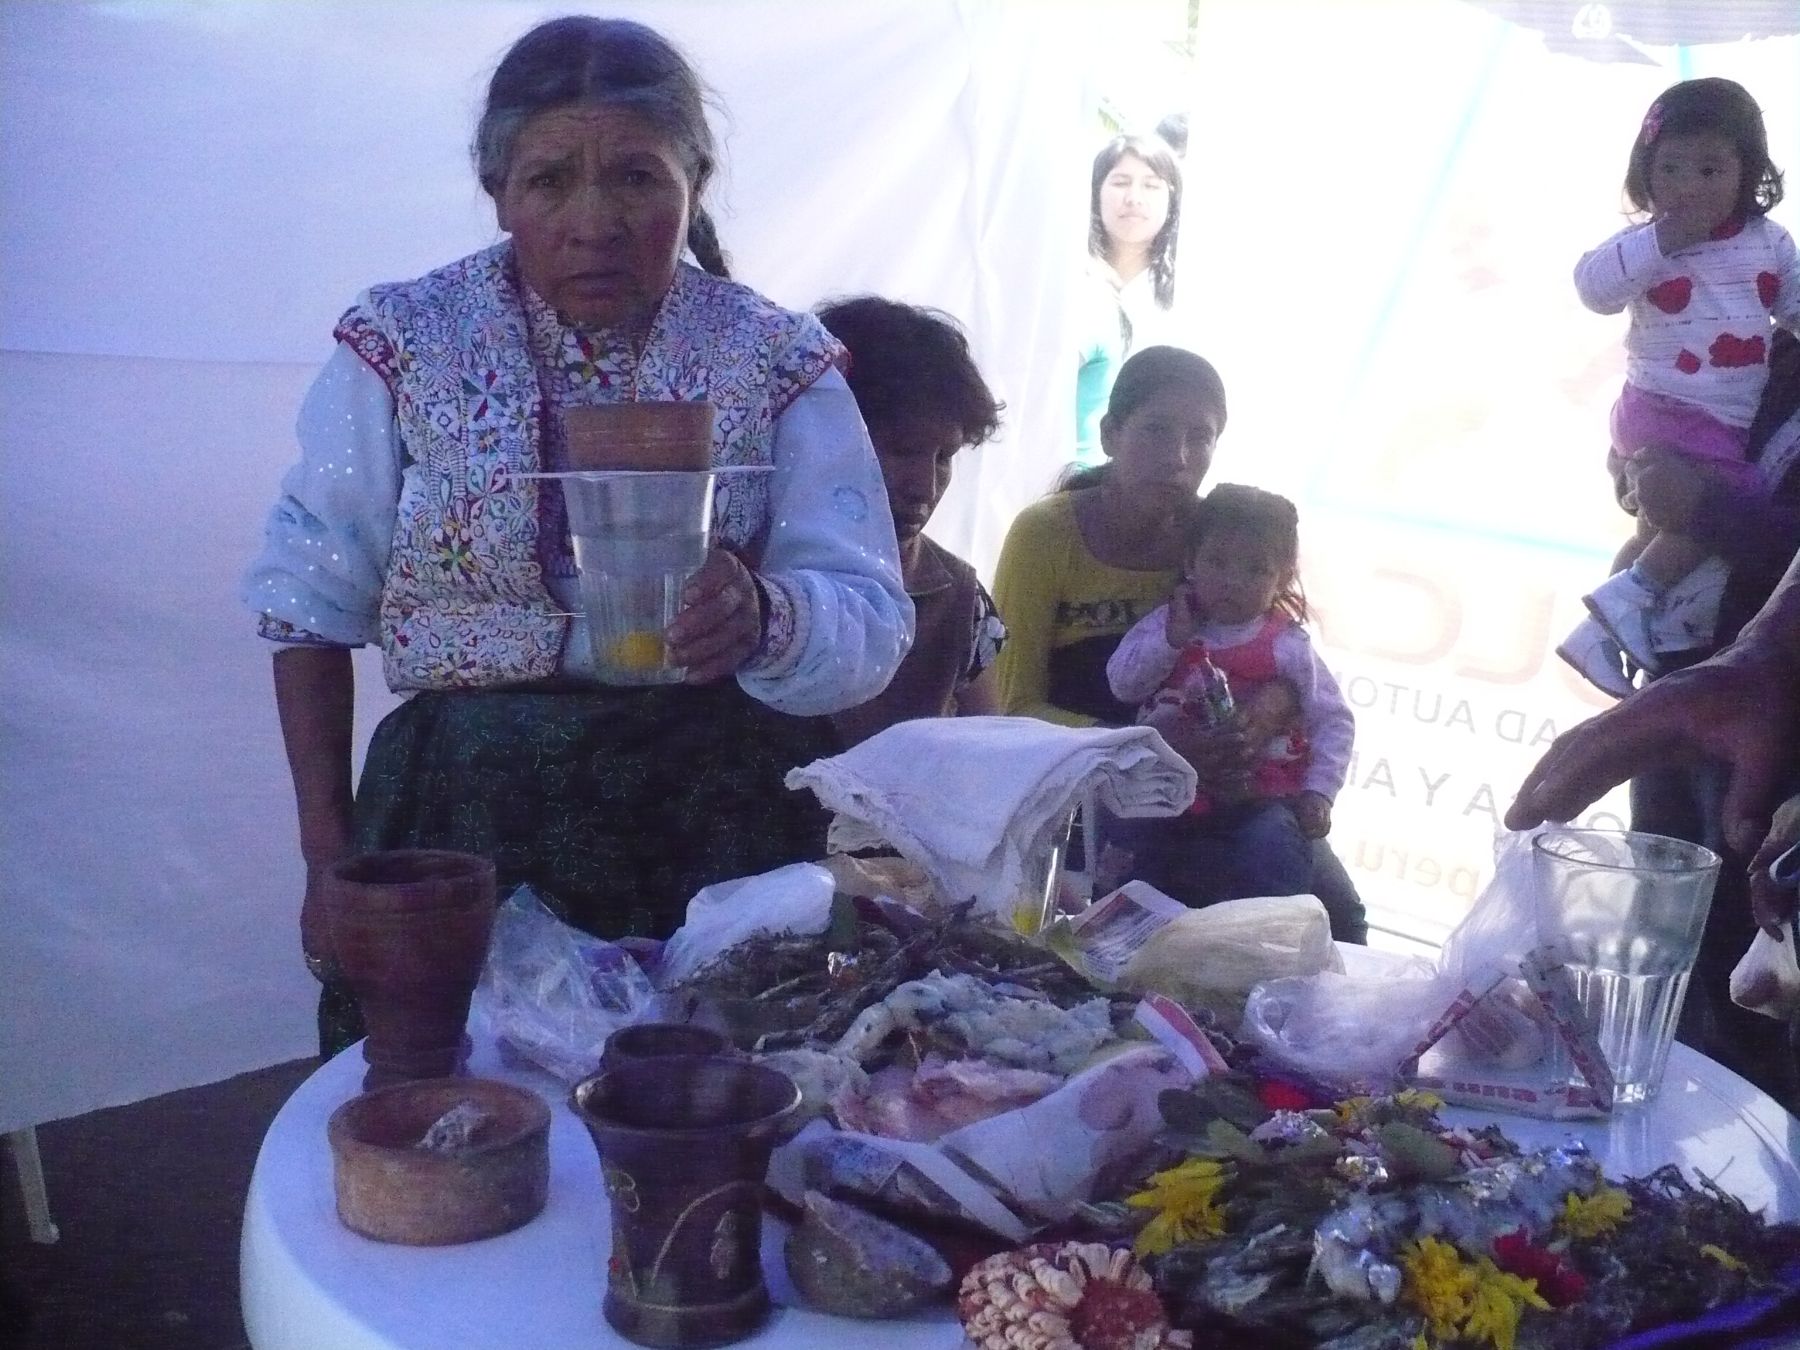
[784, 716, 1196, 918]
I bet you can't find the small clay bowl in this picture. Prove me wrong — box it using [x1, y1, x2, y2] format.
[599, 1021, 734, 1075]
[327, 1077, 550, 1245]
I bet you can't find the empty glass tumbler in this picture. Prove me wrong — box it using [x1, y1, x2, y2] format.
[1530, 827, 1720, 1105]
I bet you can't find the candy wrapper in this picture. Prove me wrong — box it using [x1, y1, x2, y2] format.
[1408, 949, 1613, 1119]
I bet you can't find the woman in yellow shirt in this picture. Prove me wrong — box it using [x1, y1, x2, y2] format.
[994, 345, 1367, 940]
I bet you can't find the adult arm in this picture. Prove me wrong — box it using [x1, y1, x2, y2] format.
[274, 646, 356, 967]
[992, 506, 1095, 727]
[736, 366, 914, 716]
[1106, 604, 1181, 706]
[244, 342, 402, 963]
[1572, 223, 1665, 315]
[1506, 551, 1800, 853]
[241, 342, 400, 645]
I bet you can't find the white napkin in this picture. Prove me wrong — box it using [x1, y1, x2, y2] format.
[784, 716, 1196, 917]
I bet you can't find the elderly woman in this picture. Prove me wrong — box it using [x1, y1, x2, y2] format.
[244, 17, 910, 1052]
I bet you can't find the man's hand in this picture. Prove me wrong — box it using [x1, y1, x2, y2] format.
[1749, 794, 1800, 938]
[1506, 654, 1796, 855]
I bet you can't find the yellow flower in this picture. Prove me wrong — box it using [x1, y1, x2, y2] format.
[1411, 1337, 1432, 1350]
[1126, 1157, 1230, 1255]
[1401, 1240, 1548, 1350]
[1464, 1257, 1550, 1350]
[1395, 1088, 1445, 1111]
[1558, 1185, 1633, 1240]
[1401, 1236, 1476, 1338]
[1699, 1243, 1747, 1272]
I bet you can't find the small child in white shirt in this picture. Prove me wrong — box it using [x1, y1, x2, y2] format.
[1561, 77, 1800, 696]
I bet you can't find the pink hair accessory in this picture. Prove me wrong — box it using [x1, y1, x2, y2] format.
[1640, 102, 1664, 145]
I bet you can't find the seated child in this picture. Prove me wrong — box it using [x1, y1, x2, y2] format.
[816, 296, 1007, 747]
[1102, 484, 1354, 906]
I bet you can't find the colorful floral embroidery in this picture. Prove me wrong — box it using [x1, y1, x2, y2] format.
[349, 244, 841, 690]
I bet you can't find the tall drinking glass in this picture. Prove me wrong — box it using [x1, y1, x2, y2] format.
[1530, 827, 1719, 1105]
[562, 470, 717, 686]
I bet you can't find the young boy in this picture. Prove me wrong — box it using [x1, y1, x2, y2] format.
[817, 297, 1006, 746]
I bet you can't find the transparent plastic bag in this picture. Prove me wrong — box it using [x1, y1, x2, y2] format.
[1117, 892, 1342, 1026]
[656, 862, 837, 987]
[1731, 929, 1800, 1021]
[469, 885, 657, 1083]
[1240, 831, 1540, 1089]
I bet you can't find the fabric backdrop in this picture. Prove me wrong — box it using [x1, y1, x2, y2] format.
[0, 0, 1090, 1131]
[5, 0, 1798, 1131]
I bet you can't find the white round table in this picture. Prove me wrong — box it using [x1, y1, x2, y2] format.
[241, 1036, 1800, 1350]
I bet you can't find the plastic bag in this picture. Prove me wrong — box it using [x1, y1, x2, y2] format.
[469, 885, 657, 1083]
[1117, 892, 1342, 1026]
[1240, 830, 1541, 1090]
[656, 861, 837, 987]
[1731, 929, 1800, 1021]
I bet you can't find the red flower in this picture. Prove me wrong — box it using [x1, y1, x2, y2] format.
[1256, 1079, 1315, 1112]
[1493, 1229, 1588, 1306]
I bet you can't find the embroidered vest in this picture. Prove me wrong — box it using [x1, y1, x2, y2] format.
[335, 243, 840, 691]
[1166, 613, 1310, 813]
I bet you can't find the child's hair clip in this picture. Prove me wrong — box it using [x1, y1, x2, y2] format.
[1640, 102, 1664, 146]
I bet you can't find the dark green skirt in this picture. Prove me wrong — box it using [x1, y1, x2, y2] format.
[318, 681, 837, 1056]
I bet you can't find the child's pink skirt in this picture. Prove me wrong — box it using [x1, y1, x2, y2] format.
[1610, 382, 1762, 491]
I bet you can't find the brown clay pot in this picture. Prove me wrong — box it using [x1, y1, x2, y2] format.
[569, 1055, 801, 1348]
[328, 1076, 550, 1245]
[564, 402, 715, 471]
[599, 1022, 735, 1076]
[324, 850, 498, 1090]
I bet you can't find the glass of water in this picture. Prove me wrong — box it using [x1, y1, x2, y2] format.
[563, 470, 717, 686]
[1530, 827, 1720, 1106]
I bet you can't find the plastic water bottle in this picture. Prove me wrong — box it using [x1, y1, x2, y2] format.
[1190, 651, 1235, 727]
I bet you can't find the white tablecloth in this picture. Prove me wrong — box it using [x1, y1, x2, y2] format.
[242, 1035, 1800, 1350]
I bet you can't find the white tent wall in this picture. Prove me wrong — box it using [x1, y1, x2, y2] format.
[0, 0, 1091, 1132]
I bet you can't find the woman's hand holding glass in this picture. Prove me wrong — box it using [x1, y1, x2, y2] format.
[667, 547, 765, 684]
